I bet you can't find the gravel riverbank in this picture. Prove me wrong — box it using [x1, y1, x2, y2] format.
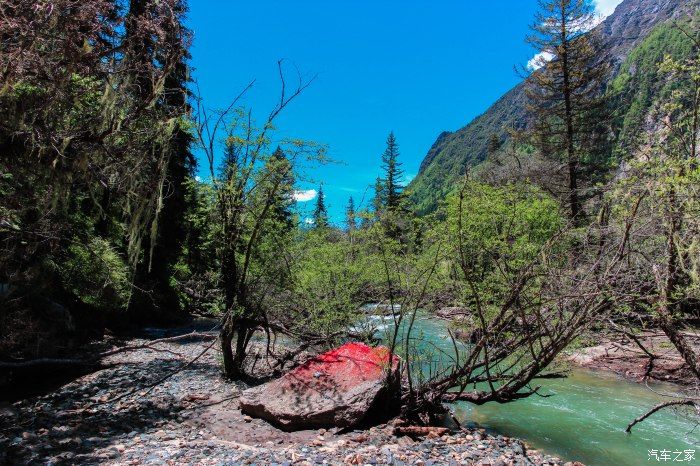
[0, 323, 579, 465]
[565, 330, 700, 386]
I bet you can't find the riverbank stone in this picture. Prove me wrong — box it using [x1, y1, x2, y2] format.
[239, 342, 400, 430]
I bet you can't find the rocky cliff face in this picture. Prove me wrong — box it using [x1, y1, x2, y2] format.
[598, 0, 695, 64]
[409, 0, 698, 214]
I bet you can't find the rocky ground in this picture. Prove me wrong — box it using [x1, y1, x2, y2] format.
[566, 330, 700, 386]
[1, 321, 578, 466]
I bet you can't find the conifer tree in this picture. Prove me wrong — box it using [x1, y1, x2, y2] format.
[380, 131, 405, 211]
[345, 197, 357, 233]
[313, 184, 329, 228]
[525, 0, 610, 224]
[268, 147, 296, 231]
[126, 0, 194, 319]
[148, 0, 195, 313]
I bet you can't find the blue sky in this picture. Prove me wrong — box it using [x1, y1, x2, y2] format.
[187, 0, 622, 223]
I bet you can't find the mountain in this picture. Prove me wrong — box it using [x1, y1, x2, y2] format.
[409, 0, 699, 214]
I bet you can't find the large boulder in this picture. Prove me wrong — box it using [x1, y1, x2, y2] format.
[239, 342, 401, 431]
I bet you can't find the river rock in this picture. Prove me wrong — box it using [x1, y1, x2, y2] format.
[239, 342, 400, 430]
[434, 307, 471, 322]
[459, 329, 486, 344]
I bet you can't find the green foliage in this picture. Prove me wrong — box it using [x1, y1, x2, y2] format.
[610, 156, 700, 318]
[448, 181, 562, 266]
[370, 132, 415, 241]
[0, 0, 196, 357]
[59, 237, 131, 313]
[168, 177, 223, 314]
[442, 181, 564, 316]
[609, 23, 700, 317]
[291, 230, 368, 335]
[288, 178, 564, 339]
[610, 20, 695, 152]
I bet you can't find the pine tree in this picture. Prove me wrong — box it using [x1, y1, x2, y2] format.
[345, 196, 357, 233]
[313, 184, 329, 228]
[524, 0, 610, 224]
[148, 0, 194, 312]
[268, 147, 295, 231]
[380, 131, 405, 211]
[126, 0, 195, 320]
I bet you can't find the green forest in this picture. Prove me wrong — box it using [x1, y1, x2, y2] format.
[1, 1, 699, 465]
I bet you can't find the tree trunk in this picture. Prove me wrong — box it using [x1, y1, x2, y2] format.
[561, 16, 580, 224]
[658, 315, 700, 380]
[220, 318, 236, 378]
[230, 321, 249, 379]
[220, 318, 251, 380]
[219, 236, 241, 379]
[219, 274, 251, 380]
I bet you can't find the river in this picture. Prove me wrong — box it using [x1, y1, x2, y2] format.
[371, 312, 699, 466]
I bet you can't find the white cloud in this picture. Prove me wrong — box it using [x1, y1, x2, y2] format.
[195, 175, 202, 182]
[293, 189, 317, 203]
[594, 0, 623, 19]
[304, 217, 315, 225]
[528, 51, 555, 71]
[402, 173, 416, 185]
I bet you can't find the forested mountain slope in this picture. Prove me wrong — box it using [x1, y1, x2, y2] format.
[409, 0, 699, 214]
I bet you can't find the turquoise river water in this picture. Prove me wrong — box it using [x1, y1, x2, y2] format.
[373, 313, 699, 466]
